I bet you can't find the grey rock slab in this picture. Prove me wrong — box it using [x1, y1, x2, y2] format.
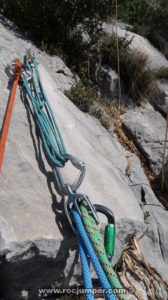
[150, 78, 168, 115]
[0, 15, 144, 297]
[161, 160, 168, 192]
[103, 21, 168, 70]
[123, 153, 168, 281]
[110, 122, 168, 282]
[122, 103, 168, 174]
[112, 218, 145, 266]
[108, 126, 168, 282]
[0, 60, 143, 244]
[138, 212, 168, 281]
[0, 14, 75, 93]
[97, 66, 132, 106]
[0, 14, 168, 299]
[0, 220, 145, 299]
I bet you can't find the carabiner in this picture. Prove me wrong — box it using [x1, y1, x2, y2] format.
[94, 204, 115, 261]
[53, 154, 86, 196]
[63, 154, 86, 194]
[64, 187, 99, 233]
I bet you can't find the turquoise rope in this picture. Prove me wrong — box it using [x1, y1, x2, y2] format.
[22, 60, 67, 167]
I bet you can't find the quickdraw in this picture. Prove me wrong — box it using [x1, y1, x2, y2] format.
[1, 52, 126, 300]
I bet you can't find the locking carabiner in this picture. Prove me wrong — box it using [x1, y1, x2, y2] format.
[64, 186, 99, 233]
[94, 204, 115, 261]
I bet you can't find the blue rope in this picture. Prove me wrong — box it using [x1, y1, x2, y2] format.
[76, 232, 94, 300]
[72, 208, 116, 300]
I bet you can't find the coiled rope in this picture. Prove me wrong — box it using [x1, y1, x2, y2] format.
[22, 59, 67, 167]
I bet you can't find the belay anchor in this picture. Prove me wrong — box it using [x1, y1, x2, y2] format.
[2, 53, 126, 300]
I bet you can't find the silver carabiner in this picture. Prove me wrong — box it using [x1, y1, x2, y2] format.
[64, 186, 99, 233]
[64, 154, 86, 194]
[53, 154, 86, 196]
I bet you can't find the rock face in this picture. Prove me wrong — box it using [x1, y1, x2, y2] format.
[149, 78, 168, 115]
[122, 103, 168, 175]
[110, 128, 168, 282]
[0, 15, 143, 299]
[97, 66, 132, 106]
[103, 21, 168, 69]
[123, 154, 168, 280]
[0, 15, 168, 300]
[160, 160, 168, 192]
[148, 31, 168, 60]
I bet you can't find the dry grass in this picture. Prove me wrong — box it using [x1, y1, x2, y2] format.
[89, 101, 112, 130]
[117, 233, 168, 300]
[110, 107, 155, 182]
[90, 102, 155, 183]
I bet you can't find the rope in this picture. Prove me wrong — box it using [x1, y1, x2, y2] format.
[76, 227, 94, 300]
[80, 202, 125, 300]
[22, 59, 67, 168]
[22, 58, 125, 298]
[72, 207, 116, 300]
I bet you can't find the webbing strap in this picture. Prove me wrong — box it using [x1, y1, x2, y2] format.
[0, 60, 22, 172]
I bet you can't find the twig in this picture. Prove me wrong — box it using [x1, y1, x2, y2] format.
[115, 0, 121, 112]
[161, 112, 168, 192]
[95, 47, 101, 83]
[88, 57, 90, 80]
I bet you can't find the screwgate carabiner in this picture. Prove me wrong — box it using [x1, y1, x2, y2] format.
[64, 186, 99, 233]
[94, 204, 115, 261]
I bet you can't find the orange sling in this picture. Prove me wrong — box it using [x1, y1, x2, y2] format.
[0, 60, 22, 172]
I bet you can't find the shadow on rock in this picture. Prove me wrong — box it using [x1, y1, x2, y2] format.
[0, 88, 81, 300]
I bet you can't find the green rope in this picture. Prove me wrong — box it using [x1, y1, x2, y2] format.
[80, 202, 126, 300]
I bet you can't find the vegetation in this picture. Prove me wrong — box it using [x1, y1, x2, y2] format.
[97, 34, 155, 101]
[1, 0, 167, 42]
[65, 81, 96, 113]
[116, 234, 168, 299]
[144, 211, 150, 224]
[1, 0, 168, 126]
[154, 67, 168, 79]
[118, 0, 168, 38]
[66, 33, 157, 113]
[0, 0, 111, 48]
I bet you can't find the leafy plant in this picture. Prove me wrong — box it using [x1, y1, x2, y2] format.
[154, 67, 168, 79]
[118, 0, 168, 39]
[65, 81, 96, 113]
[0, 0, 112, 48]
[92, 34, 155, 102]
[144, 211, 150, 224]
